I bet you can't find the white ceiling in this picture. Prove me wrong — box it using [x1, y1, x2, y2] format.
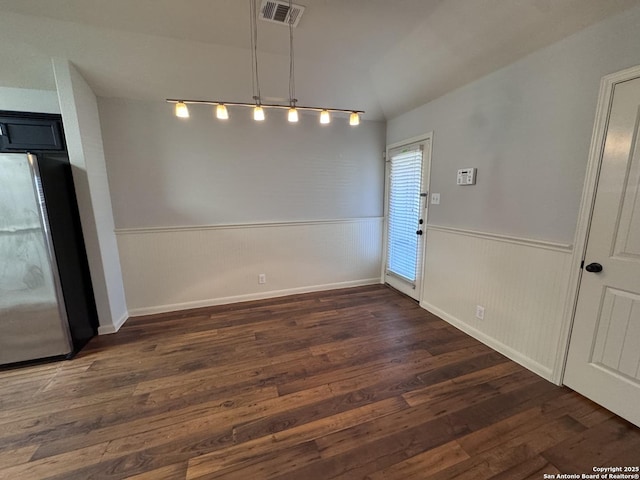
[0, 0, 638, 120]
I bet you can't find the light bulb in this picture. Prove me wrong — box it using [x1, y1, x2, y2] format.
[254, 105, 265, 121]
[216, 103, 229, 120]
[320, 110, 331, 124]
[175, 102, 189, 118]
[288, 108, 299, 123]
[349, 112, 360, 126]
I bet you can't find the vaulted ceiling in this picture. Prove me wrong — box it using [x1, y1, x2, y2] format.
[0, 0, 638, 120]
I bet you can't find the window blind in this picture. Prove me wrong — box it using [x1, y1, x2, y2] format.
[386, 146, 423, 283]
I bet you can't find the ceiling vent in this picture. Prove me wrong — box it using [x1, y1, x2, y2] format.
[259, 0, 305, 27]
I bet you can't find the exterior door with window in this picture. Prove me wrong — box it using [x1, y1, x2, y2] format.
[563, 74, 640, 428]
[384, 138, 430, 300]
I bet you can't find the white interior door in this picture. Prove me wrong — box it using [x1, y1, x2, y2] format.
[384, 138, 431, 300]
[564, 75, 640, 428]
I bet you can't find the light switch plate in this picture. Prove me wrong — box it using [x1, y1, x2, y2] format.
[431, 193, 440, 205]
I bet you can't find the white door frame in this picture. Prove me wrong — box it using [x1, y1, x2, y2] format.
[381, 132, 433, 301]
[553, 64, 640, 385]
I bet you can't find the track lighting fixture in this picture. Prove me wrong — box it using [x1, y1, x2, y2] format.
[216, 103, 229, 120]
[168, 0, 363, 126]
[253, 105, 265, 121]
[175, 102, 189, 118]
[288, 107, 299, 123]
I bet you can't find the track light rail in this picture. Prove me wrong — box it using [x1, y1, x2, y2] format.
[166, 99, 364, 115]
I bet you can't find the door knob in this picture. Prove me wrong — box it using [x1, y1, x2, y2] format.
[585, 262, 603, 273]
[416, 230, 423, 235]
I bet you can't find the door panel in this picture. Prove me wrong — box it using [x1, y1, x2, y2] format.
[591, 288, 640, 380]
[613, 121, 640, 259]
[564, 77, 640, 427]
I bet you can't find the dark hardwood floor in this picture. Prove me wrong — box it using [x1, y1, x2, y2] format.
[0, 285, 638, 479]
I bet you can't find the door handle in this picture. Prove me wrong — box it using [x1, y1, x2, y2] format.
[416, 230, 423, 235]
[585, 262, 603, 273]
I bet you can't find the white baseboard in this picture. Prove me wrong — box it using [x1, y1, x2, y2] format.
[128, 278, 382, 317]
[97, 312, 129, 335]
[420, 300, 554, 382]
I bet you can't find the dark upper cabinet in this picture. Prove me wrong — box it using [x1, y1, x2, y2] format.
[0, 113, 65, 152]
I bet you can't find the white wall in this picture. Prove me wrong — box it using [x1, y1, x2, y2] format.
[98, 98, 386, 314]
[117, 219, 382, 315]
[99, 98, 384, 228]
[387, 6, 640, 382]
[53, 59, 128, 333]
[0, 87, 60, 114]
[388, 6, 640, 244]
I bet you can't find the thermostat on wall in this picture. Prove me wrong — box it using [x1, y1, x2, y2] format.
[457, 168, 476, 185]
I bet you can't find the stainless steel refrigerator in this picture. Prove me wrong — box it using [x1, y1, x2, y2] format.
[0, 152, 97, 366]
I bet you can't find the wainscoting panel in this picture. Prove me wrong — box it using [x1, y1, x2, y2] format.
[420, 226, 574, 381]
[116, 218, 383, 315]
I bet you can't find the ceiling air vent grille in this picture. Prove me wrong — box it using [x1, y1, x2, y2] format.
[259, 0, 305, 27]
